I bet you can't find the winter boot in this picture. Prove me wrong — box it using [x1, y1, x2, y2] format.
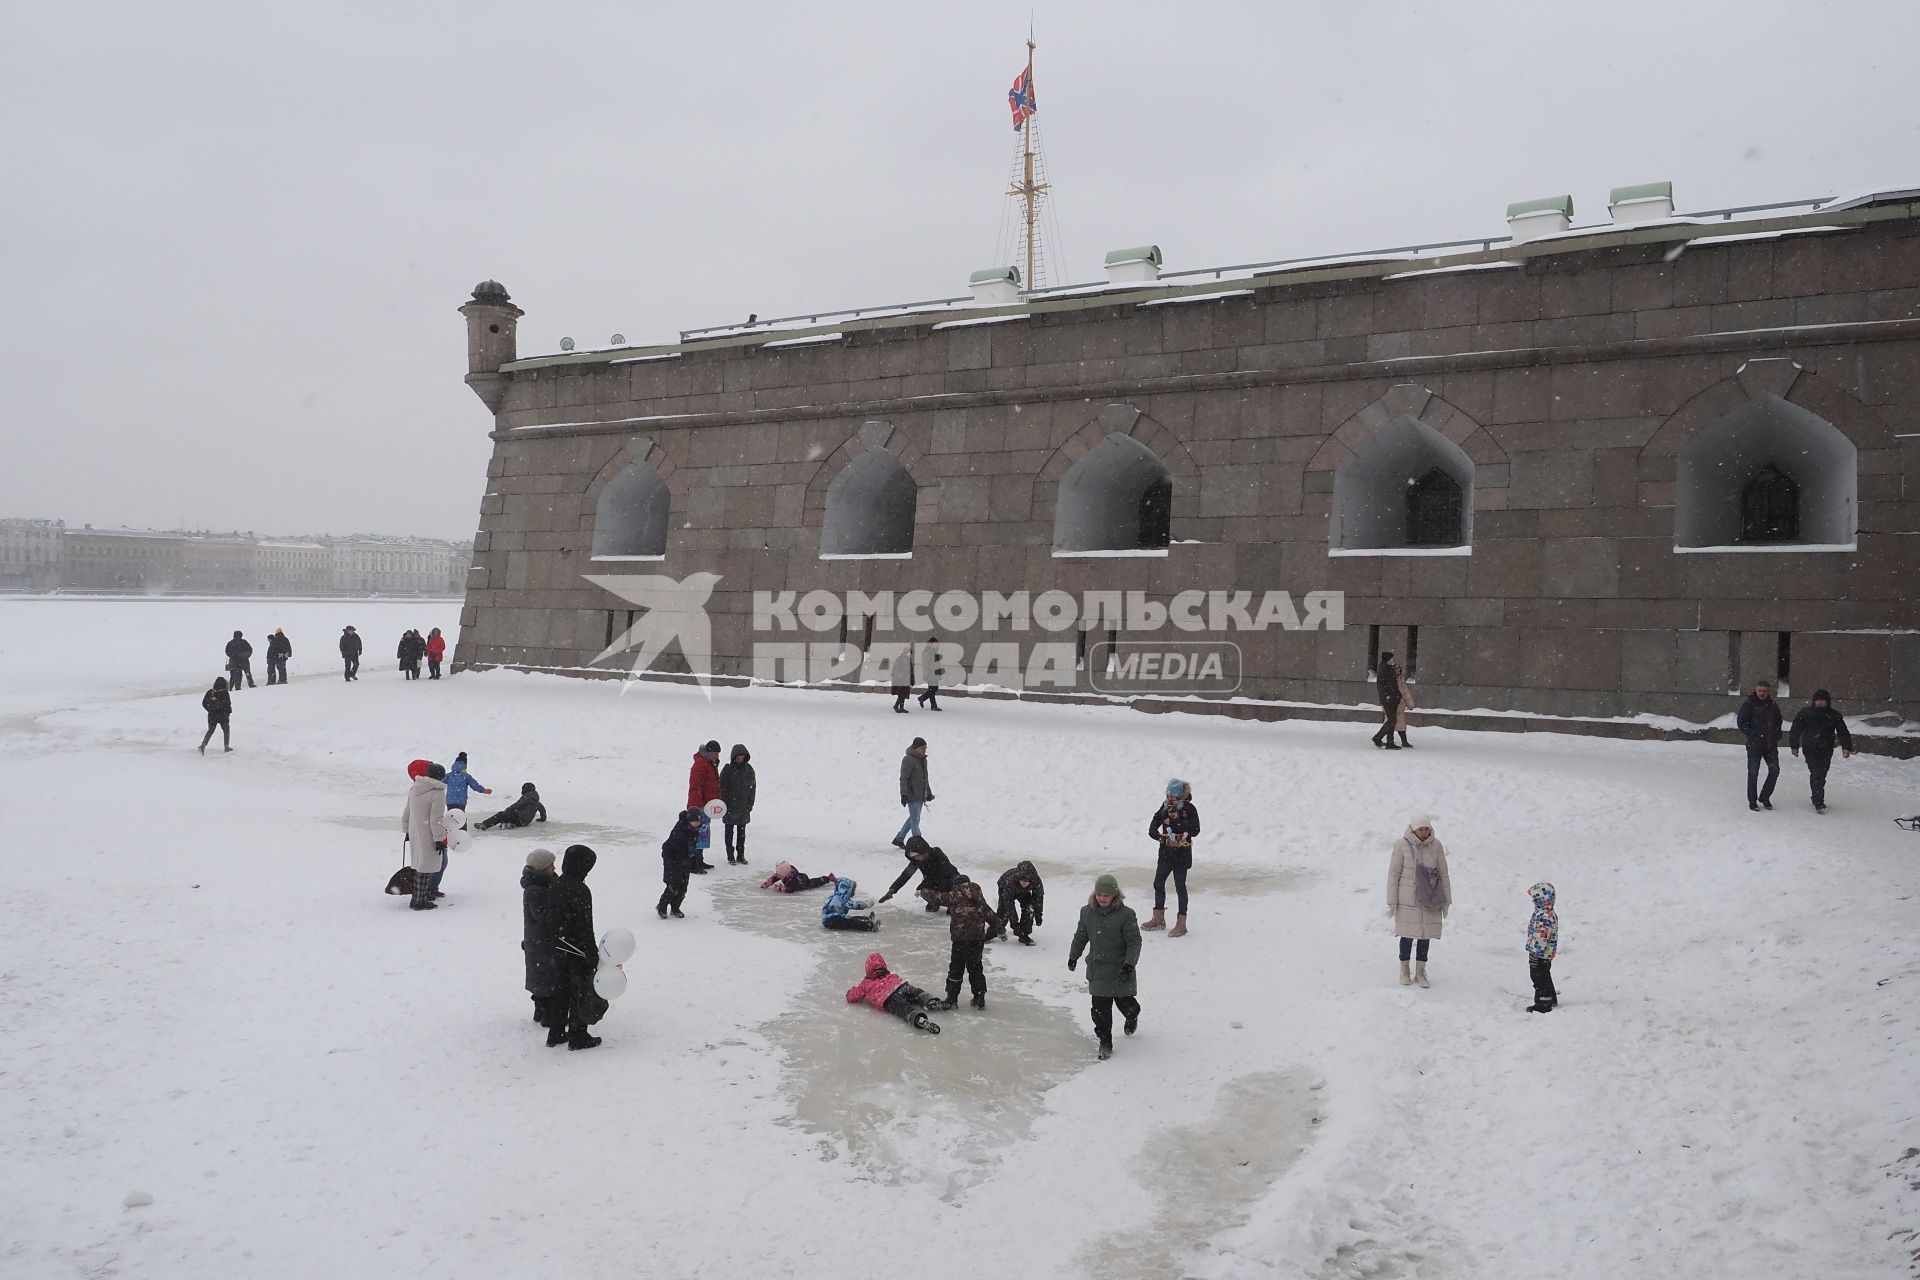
[1383, 739, 1402, 750]
[890, 836, 906, 849]
[567, 1033, 603, 1051]
[1123, 1009, 1139, 1036]
[970, 992, 986, 1010]
[911, 1011, 941, 1034]
[670, 906, 686, 919]
[1018, 934, 1035, 946]
[1168, 914, 1188, 938]
[939, 988, 961, 1012]
[656, 902, 668, 919]
[1399, 960, 1412, 986]
[1414, 961, 1430, 988]
[1526, 997, 1556, 1013]
[545, 1025, 568, 1048]
[1097, 1042, 1113, 1061]
[1398, 732, 1412, 748]
[1371, 729, 1386, 748]
[1143, 908, 1166, 931]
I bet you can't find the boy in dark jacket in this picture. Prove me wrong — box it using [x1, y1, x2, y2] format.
[920, 878, 1005, 1010]
[521, 848, 561, 1029]
[265, 628, 291, 685]
[339, 626, 362, 681]
[719, 744, 755, 865]
[545, 844, 601, 1050]
[996, 861, 1045, 945]
[1789, 689, 1855, 813]
[479, 782, 548, 830]
[198, 677, 232, 753]
[1736, 680, 1784, 811]
[657, 807, 703, 919]
[878, 835, 960, 912]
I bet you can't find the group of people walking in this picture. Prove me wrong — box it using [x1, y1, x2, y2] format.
[396, 627, 448, 680]
[1736, 681, 1856, 812]
[195, 622, 455, 752]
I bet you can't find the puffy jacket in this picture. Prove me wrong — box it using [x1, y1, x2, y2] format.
[719, 745, 755, 822]
[1149, 799, 1201, 857]
[1736, 694, 1783, 750]
[266, 632, 291, 660]
[996, 861, 1044, 925]
[492, 783, 547, 827]
[444, 766, 487, 810]
[425, 632, 447, 660]
[522, 866, 561, 995]
[845, 952, 907, 1010]
[1526, 882, 1557, 960]
[225, 636, 252, 664]
[402, 776, 448, 874]
[884, 837, 961, 900]
[899, 751, 932, 804]
[201, 687, 231, 718]
[1789, 695, 1853, 754]
[339, 630, 362, 658]
[661, 818, 699, 883]
[1377, 660, 1403, 707]
[822, 877, 872, 924]
[547, 845, 598, 976]
[1070, 897, 1142, 998]
[922, 880, 1005, 942]
[688, 751, 721, 810]
[1387, 826, 1451, 940]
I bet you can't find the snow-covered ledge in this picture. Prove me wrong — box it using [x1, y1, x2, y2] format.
[1329, 545, 1471, 557]
[818, 551, 913, 561]
[590, 554, 666, 563]
[1672, 543, 1857, 555]
[1052, 547, 1170, 559]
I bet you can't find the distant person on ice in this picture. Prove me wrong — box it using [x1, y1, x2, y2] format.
[890, 645, 914, 714]
[1524, 881, 1558, 1014]
[198, 676, 232, 754]
[1068, 874, 1142, 1061]
[687, 740, 721, 872]
[845, 953, 942, 1033]
[1736, 679, 1784, 811]
[225, 630, 255, 690]
[921, 877, 1004, 1010]
[1371, 650, 1404, 749]
[546, 844, 603, 1050]
[996, 861, 1045, 946]
[821, 877, 880, 932]
[1145, 779, 1199, 938]
[1789, 688, 1854, 814]
[424, 627, 447, 679]
[761, 861, 834, 893]
[521, 848, 561, 1030]
[479, 782, 548, 830]
[402, 759, 449, 911]
[339, 625, 362, 682]
[397, 630, 425, 680]
[658, 807, 702, 919]
[878, 835, 961, 912]
[1387, 814, 1451, 987]
[892, 736, 933, 848]
[916, 635, 942, 711]
[719, 743, 755, 865]
[265, 628, 291, 685]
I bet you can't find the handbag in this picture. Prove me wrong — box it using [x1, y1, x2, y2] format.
[1414, 859, 1448, 909]
[385, 836, 417, 895]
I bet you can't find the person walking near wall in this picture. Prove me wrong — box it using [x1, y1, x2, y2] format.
[891, 645, 914, 714]
[198, 676, 232, 754]
[1789, 688, 1855, 813]
[1387, 814, 1451, 988]
[1736, 680, 1784, 812]
[916, 635, 943, 711]
[719, 744, 756, 865]
[1393, 659, 1415, 749]
[1145, 779, 1199, 937]
[1371, 651, 1403, 749]
[892, 737, 933, 848]
[225, 630, 255, 690]
[424, 627, 447, 679]
[339, 626, 362, 682]
[1068, 874, 1142, 1061]
[265, 628, 291, 685]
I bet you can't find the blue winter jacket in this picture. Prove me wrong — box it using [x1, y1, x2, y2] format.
[821, 877, 871, 925]
[444, 767, 487, 810]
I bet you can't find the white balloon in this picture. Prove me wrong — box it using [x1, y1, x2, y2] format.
[445, 808, 467, 829]
[594, 964, 628, 1000]
[704, 799, 727, 819]
[445, 825, 470, 853]
[599, 927, 636, 965]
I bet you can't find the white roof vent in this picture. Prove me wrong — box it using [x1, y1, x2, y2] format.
[1608, 181, 1675, 225]
[1104, 244, 1163, 284]
[1505, 195, 1573, 243]
[968, 265, 1022, 305]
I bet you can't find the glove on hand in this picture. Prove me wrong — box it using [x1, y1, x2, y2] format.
[1119, 964, 1134, 981]
[1067, 958, 1077, 972]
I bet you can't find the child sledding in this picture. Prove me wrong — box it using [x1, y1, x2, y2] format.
[844, 952, 943, 1033]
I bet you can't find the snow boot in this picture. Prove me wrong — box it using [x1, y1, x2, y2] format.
[1018, 934, 1035, 946]
[1097, 1042, 1113, 1061]
[911, 1011, 941, 1033]
[545, 1025, 568, 1048]
[939, 989, 961, 1011]
[1526, 997, 1556, 1013]
[1414, 961, 1430, 988]
[1760, 799, 1773, 811]
[1399, 960, 1412, 986]
[1143, 909, 1166, 931]
[1371, 729, 1386, 748]
[656, 903, 668, 919]
[670, 906, 686, 919]
[1383, 740, 1402, 751]
[1398, 732, 1412, 748]
[970, 993, 986, 1010]
[1123, 1009, 1138, 1036]
[567, 1033, 603, 1051]
[1168, 914, 1188, 938]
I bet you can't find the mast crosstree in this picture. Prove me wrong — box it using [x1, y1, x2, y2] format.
[996, 32, 1058, 290]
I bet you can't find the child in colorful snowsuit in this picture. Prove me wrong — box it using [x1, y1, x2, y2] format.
[844, 952, 942, 1033]
[821, 877, 880, 932]
[1525, 881, 1558, 1013]
[760, 860, 834, 893]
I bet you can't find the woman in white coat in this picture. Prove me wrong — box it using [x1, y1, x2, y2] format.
[403, 760, 450, 911]
[1386, 814, 1451, 987]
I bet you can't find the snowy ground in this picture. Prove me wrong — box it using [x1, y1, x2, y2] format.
[3, 598, 1917, 1279]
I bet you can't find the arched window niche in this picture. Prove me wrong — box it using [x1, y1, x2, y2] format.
[820, 447, 917, 558]
[1053, 434, 1173, 557]
[591, 461, 670, 559]
[1330, 417, 1474, 555]
[1675, 396, 1856, 551]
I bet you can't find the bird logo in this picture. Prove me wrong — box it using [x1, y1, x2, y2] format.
[584, 571, 723, 696]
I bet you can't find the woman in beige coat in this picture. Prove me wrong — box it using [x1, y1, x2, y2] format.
[1393, 665, 1414, 748]
[1386, 814, 1451, 987]
[403, 762, 450, 911]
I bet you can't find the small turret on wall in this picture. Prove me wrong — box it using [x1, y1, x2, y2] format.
[458, 280, 523, 413]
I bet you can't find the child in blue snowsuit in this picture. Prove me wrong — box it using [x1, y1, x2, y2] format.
[444, 751, 492, 812]
[822, 877, 880, 933]
[1525, 882, 1558, 1013]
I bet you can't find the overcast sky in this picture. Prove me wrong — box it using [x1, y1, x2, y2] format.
[1, 1, 1913, 541]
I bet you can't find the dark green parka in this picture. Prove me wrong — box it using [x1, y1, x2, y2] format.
[1069, 896, 1142, 998]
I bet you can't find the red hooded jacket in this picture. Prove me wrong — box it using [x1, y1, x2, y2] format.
[845, 953, 906, 1010]
[687, 751, 720, 810]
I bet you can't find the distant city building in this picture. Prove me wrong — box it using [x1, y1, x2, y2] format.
[0, 518, 65, 591]
[62, 526, 186, 592]
[257, 541, 333, 594]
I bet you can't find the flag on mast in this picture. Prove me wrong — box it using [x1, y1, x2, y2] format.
[1008, 67, 1037, 131]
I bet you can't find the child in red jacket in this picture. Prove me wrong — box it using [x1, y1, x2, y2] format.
[845, 952, 943, 1033]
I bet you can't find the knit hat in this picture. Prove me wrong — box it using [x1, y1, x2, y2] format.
[682, 807, 706, 823]
[406, 758, 431, 780]
[426, 763, 446, 782]
[526, 848, 556, 872]
[1409, 813, 1433, 831]
[910, 737, 927, 749]
[703, 740, 721, 753]
[1165, 778, 1186, 797]
[454, 751, 468, 767]
[1094, 873, 1120, 895]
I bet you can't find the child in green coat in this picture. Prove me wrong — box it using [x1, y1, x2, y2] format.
[1068, 873, 1142, 1060]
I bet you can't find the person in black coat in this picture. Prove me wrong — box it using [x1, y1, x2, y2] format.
[198, 676, 232, 753]
[657, 807, 703, 919]
[397, 630, 425, 680]
[521, 848, 562, 1029]
[545, 844, 601, 1050]
[1789, 689, 1855, 813]
[339, 626, 362, 681]
[479, 782, 549, 830]
[224, 630, 256, 690]
[719, 744, 756, 865]
[1371, 651, 1402, 749]
[264, 629, 292, 685]
[996, 861, 1045, 945]
[1736, 680, 1785, 811]
[878, 835, 962, 912]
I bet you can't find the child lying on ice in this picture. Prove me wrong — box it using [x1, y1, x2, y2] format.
[760, 860, 834, 893]
[478, 782, 548, 830]
[821, 877, 880, 932]
[845, 952, 942, 1033]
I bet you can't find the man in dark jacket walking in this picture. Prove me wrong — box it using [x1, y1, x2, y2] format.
[545, 844, 602, 1050]
[879, 835, 961, 912]
[892, 737, 932, 847]
[996, 861, 1045, 945]
[339, 626, 362, 681]
[224, 631, 255, 690]
[521, 848, 562, 1029]
[264, 628, 292, 685]
[1736, 680, 1785, 811]
[1789, 689, 1855, 813]
[921, 878, 1005, 1009]
[719, 744, 755, 865]
[658, 807, 703, 919]
[1371, 651, 1403, 749]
